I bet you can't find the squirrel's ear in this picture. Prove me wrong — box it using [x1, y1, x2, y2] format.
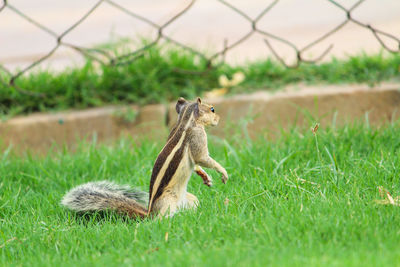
[176, 97, 187, 114]
[196, 97, 202, 105]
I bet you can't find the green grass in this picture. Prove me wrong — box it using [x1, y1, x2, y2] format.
[1, 44, 399, 117]
[1, 122, 400, 266]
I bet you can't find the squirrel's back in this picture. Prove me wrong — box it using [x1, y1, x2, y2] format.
[61, 181, 149, 218]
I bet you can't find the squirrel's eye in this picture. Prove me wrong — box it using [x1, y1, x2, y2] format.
[210, 107, 215, 113]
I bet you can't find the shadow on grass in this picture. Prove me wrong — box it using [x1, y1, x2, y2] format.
[68, 210, 142, 225]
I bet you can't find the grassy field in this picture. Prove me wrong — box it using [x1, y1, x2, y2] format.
[1, 123, 400, 266]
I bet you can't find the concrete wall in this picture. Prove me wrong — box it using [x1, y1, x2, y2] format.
[1, 83, 399, 153]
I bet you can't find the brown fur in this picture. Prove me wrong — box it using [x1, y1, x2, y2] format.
[195, 168, 212, 186]
[113, 198, 148, 218]
[148, 97, 228, 217]
[62, 97, 228, 219]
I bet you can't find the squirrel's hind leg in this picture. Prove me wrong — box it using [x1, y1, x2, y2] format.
[153, 193, 198, 218]
[185, 193, 199, 209]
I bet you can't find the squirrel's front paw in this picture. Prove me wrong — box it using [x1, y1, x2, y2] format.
[202, 172, 213, 187]
[195, 168, 213, 187]
[204, 178, 213, 187]
[221, 170, 229, 184]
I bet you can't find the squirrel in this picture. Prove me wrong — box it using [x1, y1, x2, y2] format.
[61, 97, 229, 218]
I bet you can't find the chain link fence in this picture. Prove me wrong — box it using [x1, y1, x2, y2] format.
[1, 0, 399, 95]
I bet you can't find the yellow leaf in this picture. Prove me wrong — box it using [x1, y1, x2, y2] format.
[218, 72, 245, 88]
[224, 198, 230, 206]
[204, 88, 228, 99]
[218, 75, 230, 87]
[375, 186, 400, 206]
[232, 72, 245, 85]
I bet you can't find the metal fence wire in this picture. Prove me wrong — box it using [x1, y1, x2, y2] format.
[1, 0, 399, 96]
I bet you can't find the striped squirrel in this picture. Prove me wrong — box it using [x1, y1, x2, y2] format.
[61, 97, 229, 218]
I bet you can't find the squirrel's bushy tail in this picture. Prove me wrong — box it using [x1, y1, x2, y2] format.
[61, 181, 149, 218]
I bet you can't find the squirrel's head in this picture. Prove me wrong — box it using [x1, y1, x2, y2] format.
[175, 97, 220, 127]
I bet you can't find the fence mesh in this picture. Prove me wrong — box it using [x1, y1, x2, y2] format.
[1, 0, 399, 95]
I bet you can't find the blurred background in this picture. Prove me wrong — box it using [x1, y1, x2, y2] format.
[1, 0, 400, 153]
[1, 0, 400, 72]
